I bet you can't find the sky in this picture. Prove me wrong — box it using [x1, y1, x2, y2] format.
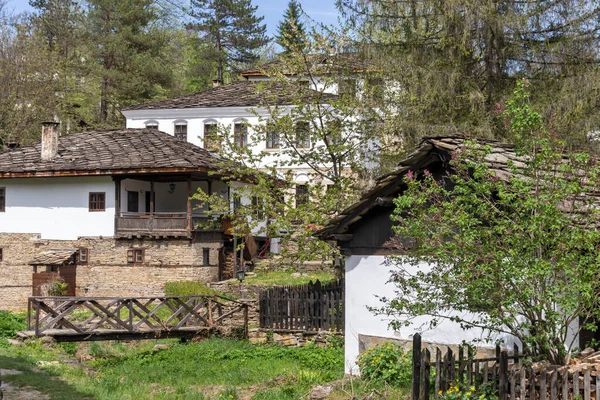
[5, 0, 341, 37]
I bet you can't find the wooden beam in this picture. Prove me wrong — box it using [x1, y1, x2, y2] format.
[375, 197, 395, 207]
[186, 176, 192, 231]
[150, 180, 155, 213]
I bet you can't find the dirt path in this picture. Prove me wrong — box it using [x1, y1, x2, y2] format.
[0, 369, 50, 400]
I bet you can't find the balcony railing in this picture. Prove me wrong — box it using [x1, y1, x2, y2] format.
[115, 212, 226, 236]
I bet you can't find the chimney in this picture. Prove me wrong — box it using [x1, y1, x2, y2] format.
[212, 78, 222, 88]
[41, 122, 60, 161]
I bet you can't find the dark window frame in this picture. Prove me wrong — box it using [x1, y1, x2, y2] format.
[295, 122, 310, 148]
[0, 187, 5, 212]
[89, 192, 106, 212]
[233, 122, 248, 147]
[266, 124, 280, 149]
[174, 124, 187, 141]
[145, 122, 159, 130]
[78, 248, 88, 264]
[204, 123, 220, 151]
[127, 249, 145, 264]
[295, 184, 309, 207]
[0, 248, 3, 262]
[203, 248, 210, 266]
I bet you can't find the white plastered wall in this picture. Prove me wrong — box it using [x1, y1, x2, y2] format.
[0, 176, 115, 240]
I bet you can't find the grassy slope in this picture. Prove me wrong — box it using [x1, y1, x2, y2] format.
[0, 338, 344, 400]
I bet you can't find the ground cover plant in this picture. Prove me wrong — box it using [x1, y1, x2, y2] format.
[243, 271, 335, 286]
[0, 336, 344, 399]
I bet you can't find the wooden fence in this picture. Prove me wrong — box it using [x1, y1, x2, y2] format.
[26, 295, 249, 341]
[412, 333, 600, 400]
[258, 279, 344, 332]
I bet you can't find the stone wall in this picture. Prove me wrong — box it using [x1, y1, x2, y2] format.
[0, 233, 222, 310]
[249, 328, 343, 347]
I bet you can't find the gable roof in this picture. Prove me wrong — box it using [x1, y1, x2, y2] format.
[122, 80, 337, 111]
[0, 128, 224, 178]
[29, 249, 77, 265]
[316, 135, 519, 239]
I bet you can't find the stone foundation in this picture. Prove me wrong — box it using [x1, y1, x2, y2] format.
[249, 328, 343, 347]
[0, 233, 223, 310]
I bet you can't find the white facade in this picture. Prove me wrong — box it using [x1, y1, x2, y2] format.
[0, 176, 116, 240]
[344, 255, 515, 375]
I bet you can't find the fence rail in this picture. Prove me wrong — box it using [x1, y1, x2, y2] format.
[26, 295, 249, 341]
[412, 333, 599, 400]
[258, 279, 344, 332]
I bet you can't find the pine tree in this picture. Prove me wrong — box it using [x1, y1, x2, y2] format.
[189, 0, 268, 84]
[87, 0, 174, 124]
[275, 0, 306, 54]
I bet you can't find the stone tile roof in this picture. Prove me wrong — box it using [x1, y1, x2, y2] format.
[316, 135, 522, 238]
[122, 80, 337, 111]
[240, 53, 376, 77]
[0, 128, 223, 178]
[29, 249, 77, 265]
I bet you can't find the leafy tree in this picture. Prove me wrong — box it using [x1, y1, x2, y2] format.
[188, 0, 268, 84]
[377, 80, 600, 365]
[192, 30, 383, 269]
[275, 0, 306, 54]
[337, 0, 600, 149]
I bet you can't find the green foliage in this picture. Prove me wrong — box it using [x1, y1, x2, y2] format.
[357, 343, 412, 387]
[243, 271, 335, 286]
[0, 310, 27, 339]
[275, 0, 307, 53]
[46, 279, 68, 296]
[439, 383, 498, 400]
[164, 281, 228, 298]
[379, 80, 600, 365]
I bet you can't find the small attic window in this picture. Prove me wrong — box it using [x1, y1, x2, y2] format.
[145, 121, 159, 130]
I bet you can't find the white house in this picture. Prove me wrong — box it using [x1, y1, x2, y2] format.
[316, 135, 581, 374]
[0, 123, 258, 310]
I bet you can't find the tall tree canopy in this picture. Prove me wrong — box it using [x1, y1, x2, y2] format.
[189, 0, 268, 83]
[337, 0, 600, 150]
[275, 0, 306, 54]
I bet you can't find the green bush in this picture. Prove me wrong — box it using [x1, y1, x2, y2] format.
[440, 382, 498, 400]
[164, 281, 231, 298]
[0, 310, 27, 338]
[357, 342, 412, 387]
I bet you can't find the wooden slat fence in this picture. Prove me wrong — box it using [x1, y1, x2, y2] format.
[259, 279, 344, 332]
[412, 333, 600, 400]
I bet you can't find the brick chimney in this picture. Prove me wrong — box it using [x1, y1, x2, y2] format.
[41, 122, 60, 161]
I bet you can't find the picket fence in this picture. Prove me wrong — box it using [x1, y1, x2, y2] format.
[258, 279, 344, 332]
[412, 333, 600, 400]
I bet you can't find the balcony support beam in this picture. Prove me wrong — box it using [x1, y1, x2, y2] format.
[186, 176, 192, 231]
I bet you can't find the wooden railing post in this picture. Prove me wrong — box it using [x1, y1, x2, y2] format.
[499, 351, 509, 400]
[243, 303, 249, 338]
[207, 298, 214, 327]
[412, 333, 422, 400]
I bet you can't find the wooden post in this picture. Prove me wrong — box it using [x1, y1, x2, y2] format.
[422, 348, 431, 400]
[412, 333, 422, 400]
[243, 303, 249, 338]
[499, 351, 508, 400]
[114, 178, 121, 233]
[150, 180, 155, 213]
[186, 176, 192, 232]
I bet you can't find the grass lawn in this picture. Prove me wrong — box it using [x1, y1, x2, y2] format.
[243, 271, 336, 286]
[0, 337, 345, 399]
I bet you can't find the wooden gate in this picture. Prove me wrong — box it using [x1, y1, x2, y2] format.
[32, 266, 76, 296]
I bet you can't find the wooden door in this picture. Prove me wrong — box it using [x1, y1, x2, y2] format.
[127, 191, 139, 212]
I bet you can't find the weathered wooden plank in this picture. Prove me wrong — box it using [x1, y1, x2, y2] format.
[540, 368, 547, 400]
[550, 369, 557, 400]
[585, 370, 591, 400]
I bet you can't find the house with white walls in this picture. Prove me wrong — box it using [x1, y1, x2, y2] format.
[121, 80, 347, 204]
[316, 135, 582, 374]
[0, 123, 258, 310]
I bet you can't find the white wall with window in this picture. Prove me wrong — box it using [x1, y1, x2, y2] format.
[0, 177, 116, 240]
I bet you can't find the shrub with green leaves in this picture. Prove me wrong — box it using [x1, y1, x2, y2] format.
[0, 310, 27, 338]
[440, 382, 498, 400]
[164, 281, 230, 298]
[357, 342, 412, 387]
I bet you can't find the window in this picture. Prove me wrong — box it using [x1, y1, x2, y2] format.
[204, 123, 221, 151]
[252, 196, 265, 218]
[127, 249, 144, 264]
[89, 192, 106, 212]
[295, 184, 309, 207]
[0, 187, 4, 212]
[78, 248, 88, 264]
[0, 248, 3, 262]
[338, 79, 357, 98]
[145, 122, 159, 130]
[233, 122, 248, 147]
[232, 194, 242, 213]
[295, 122, 310, 148]
[266, 123, 280, 149]
[127, 191, 139, 213]
[174, 124, 187, 141]
[366, 77, 384, 101]
[203, 248, 210, 266]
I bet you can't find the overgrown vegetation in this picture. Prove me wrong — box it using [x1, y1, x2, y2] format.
[0, 337, 344, 399]
[164, 281, 231, 298]
[0, 310, 26, 342]
[243, 271, 336, 286]
[357, 342, 412, 387]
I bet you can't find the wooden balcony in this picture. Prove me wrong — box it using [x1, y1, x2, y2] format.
[115, 212, 226, 238]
